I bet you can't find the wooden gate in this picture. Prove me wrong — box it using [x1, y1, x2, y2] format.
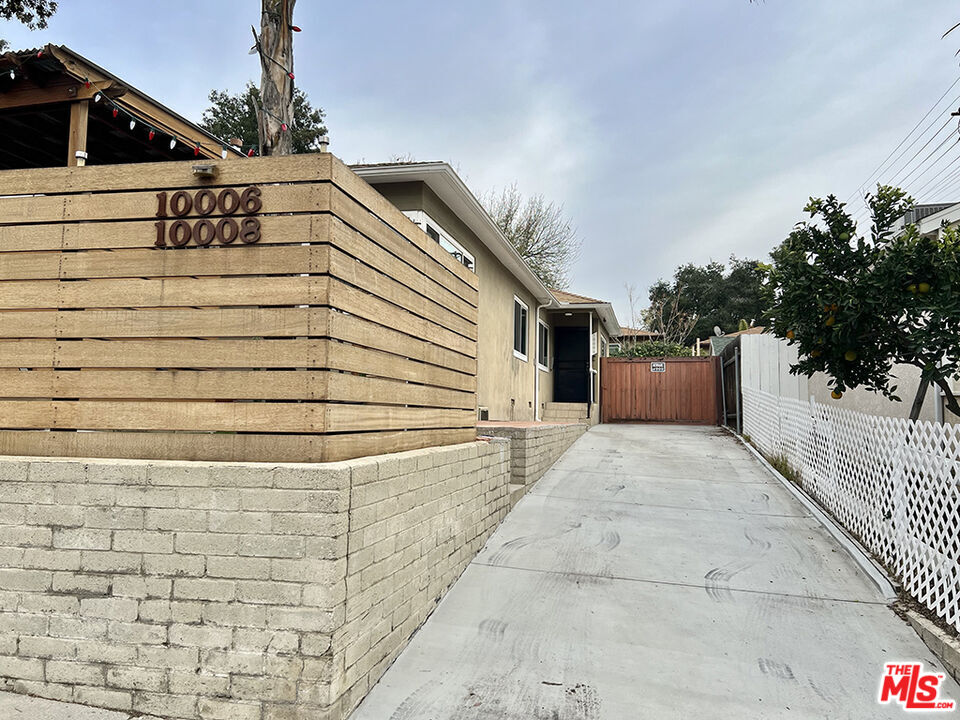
[601, 357, 721, 424]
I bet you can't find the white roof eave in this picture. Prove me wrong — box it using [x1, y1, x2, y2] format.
[352, 163, 555, 305]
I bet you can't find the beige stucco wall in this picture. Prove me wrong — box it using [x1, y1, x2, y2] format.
[371, 182, 548, 422]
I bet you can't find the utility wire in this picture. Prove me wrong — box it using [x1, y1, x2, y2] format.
[849, 123, 959, 221]
[846, 75, 960, 202]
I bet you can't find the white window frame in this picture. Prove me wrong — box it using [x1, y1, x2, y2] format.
[513, 296, 528, 362]
[537, 320, 550, 371]
[402, 210, 475, 271]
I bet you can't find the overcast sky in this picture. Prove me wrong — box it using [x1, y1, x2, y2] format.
[3, 1, 960, 323]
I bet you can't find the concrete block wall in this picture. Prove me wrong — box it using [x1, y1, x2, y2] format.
[481, 424, 586, 489]
[0, 438, 511, 720]
[333, 438, 510, 716]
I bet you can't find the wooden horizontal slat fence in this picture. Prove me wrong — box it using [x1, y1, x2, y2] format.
[0, 153, 478, 462]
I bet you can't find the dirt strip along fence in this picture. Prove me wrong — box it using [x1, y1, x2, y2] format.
[0, 153, 478, 463]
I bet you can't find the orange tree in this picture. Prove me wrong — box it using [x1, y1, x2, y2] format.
[766, 185, 960, 421]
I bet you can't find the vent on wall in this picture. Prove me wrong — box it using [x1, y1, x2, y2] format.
[478, 407, 489, 421]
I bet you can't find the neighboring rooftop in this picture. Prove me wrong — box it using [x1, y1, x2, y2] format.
[550, 289, 605, 305]
[614, 326, 660, 339]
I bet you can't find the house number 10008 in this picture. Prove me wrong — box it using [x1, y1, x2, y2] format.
[154, 187, 263, 247]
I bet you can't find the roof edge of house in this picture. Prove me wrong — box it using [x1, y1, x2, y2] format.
[351, 162, 621, 335]
[352, 162, 554, 303]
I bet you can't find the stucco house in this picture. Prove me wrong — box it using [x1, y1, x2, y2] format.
[352, 162, 621, 424]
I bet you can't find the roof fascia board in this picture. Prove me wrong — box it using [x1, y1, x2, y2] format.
[546, 302, 621, 337]
[353, 163, 555, 304]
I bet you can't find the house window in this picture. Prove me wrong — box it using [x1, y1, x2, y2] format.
[537, 321, 550, 370]
[402, 210, 475, 271]
[600, 338, 607, 358]
[513, 297, 528, 361]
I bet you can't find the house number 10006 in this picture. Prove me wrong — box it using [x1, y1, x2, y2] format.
[154, 187, 263, 247]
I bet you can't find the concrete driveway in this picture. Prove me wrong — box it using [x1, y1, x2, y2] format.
[351, 424, 959, 719]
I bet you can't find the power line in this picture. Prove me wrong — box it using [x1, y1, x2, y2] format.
[848, 122, 959, 221]
[847, 76, 960, 202]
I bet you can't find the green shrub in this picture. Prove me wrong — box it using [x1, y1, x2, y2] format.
[611, 340, 690, 358]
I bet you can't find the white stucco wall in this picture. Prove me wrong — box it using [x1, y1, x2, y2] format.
[740, 334, 955, 423]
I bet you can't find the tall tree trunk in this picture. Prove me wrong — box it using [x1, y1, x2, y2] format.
[258, 0, 295, 156]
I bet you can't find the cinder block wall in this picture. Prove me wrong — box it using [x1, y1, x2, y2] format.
[480, 424, 586, 488]
[0, 438, 510, 720]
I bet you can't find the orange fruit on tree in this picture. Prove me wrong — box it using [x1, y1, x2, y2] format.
[810, 349, 821, 358]
[908, 284, 917, 294]
[918, 282, 931, 294]
[825, 316, 836, 327]
[844, 350, 857, 361]
[831, 390, 843, 399]
[786, 330, 795, 339]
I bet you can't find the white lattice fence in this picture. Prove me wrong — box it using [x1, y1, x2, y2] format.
[743, 387, 960, 632]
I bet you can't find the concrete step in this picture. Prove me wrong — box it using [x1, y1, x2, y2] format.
[542, 402, 591, 423]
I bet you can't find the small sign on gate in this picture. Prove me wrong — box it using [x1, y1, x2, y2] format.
[650, 361, 666, 373]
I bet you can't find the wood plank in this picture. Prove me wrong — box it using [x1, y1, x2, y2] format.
[0, 400, 322, 433]
[0, 307, 328, 339]
[327, 245, 477, 341]
[325, 342, 476, 393]
[0, 337, 476, 393]
[0, 244, 324, 281]
[0, 338, 327, 369]
[0, 275, 329, 310]
[328, 312, 476, 375]
[0, 427, 477, 463]
[324, 372, 474, 410]
[0, 368, 475, 409]
[0, 152, 334, 198]
[0, 215, 315, 253]
[0, 79, 102, 111]
[329, 219, 477, 316]
[330, 155, 478, 290]
[67, 100, 89, 168]
[0, 184, 331, 225]
[0, 400, 472, 434]
[324, 405, 475, 433]
[330, 187, 478, 300]
[328, 277, 476, 359]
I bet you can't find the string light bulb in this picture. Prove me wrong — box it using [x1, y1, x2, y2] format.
[281, 123, 288, 132]
[94, 93, 101, 102]
[291, 25, 301, 32]
[148, 129, 155, 141]
[247, 148, 255, 157]
[129, 119, 136, 131]
[194, 145, 201, 157]
[287, 71, 295, 80]
[169, 138, 177, 150]
[8, 70, 13, 80]
[221, 147, 228, 159]
[111, 108, 118, 118]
